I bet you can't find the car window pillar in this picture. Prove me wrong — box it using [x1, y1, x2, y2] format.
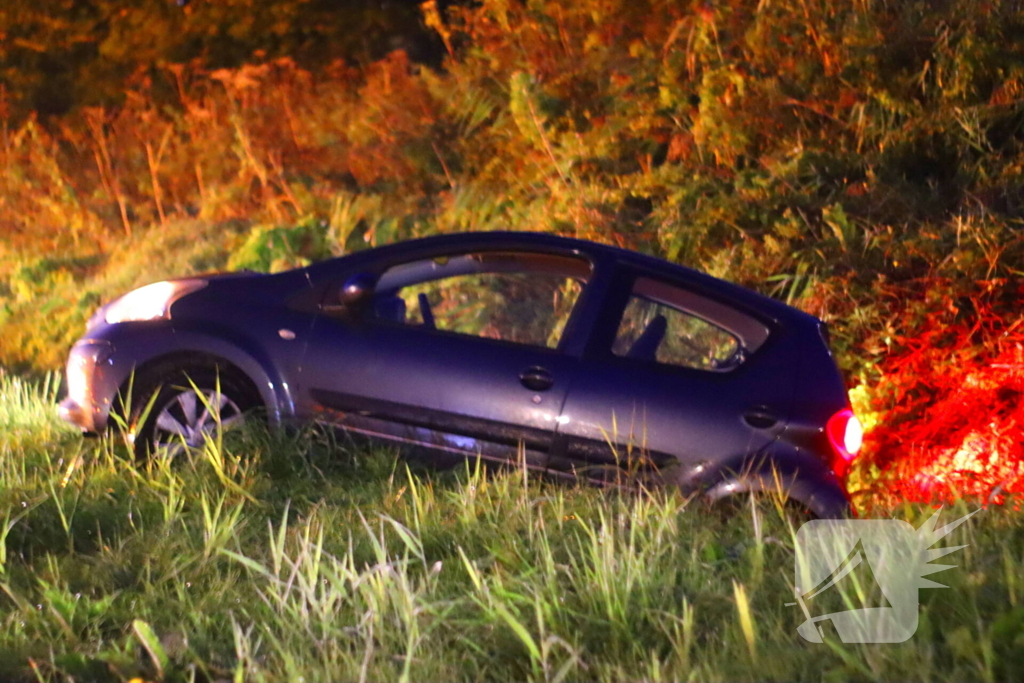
[575, 263, 635, 361]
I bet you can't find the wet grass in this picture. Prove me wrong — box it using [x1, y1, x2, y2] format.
[1, 373, 1022, 682]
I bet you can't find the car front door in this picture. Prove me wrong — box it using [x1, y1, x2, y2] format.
[299, 249, 593, 469]
[553, 268, 792, 485]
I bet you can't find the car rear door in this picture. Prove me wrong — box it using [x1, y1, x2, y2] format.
[299, 250, 593, 469]
[553, 267, 795, 483]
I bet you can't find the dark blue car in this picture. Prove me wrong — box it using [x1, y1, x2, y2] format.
[59, 232, 861, 517]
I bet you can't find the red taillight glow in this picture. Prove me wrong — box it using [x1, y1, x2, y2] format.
[827, 408, 863, 476]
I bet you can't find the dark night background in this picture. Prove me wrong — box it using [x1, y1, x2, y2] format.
[2, 0, 453, 118]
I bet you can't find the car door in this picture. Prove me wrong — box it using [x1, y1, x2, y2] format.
[299, 249, 593, 468]
[553, 268, 793, 484]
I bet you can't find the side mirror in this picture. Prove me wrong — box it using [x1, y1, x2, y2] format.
[338, 272, 378, 316]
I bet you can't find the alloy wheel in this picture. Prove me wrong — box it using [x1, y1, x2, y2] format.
[151, 388, 245, 453]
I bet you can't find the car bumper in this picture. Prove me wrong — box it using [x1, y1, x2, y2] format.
[58, 338, 116, 433]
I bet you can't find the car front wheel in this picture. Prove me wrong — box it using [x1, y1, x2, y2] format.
[128, 363, 258, 459]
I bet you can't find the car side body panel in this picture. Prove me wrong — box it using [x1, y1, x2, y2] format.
[294, 242, 615, 464]
[299, 316, 579, 465]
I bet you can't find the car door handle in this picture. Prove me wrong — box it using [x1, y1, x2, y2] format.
[520, 366, 554, 391]
[743, 410, 778, 430]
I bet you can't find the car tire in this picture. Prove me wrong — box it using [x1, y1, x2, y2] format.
[709, 491, 819, 525]
[127, 362, 259, 459]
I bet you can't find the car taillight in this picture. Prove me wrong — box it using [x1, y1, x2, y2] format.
[826, 408, 863, 477]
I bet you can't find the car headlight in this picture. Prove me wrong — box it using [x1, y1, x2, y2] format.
[66, 353, 92, 406]
[104, 279, 207, 324]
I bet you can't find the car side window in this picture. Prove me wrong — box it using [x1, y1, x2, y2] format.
[373, 251, 591, 350]
[612, 277, 746, 371]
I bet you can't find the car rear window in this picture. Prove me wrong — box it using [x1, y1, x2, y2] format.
[612, 276, 768, 371]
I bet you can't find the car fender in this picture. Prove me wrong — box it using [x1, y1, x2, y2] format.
[96, 324, 295, 429]
[702, 446, 851, 518]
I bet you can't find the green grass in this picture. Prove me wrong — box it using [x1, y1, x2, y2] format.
[1, 373, 1022, 682]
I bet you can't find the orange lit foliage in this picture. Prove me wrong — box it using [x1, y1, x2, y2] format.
[858, 280, 1024, 507]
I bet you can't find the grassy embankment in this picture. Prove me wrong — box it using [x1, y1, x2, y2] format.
[2, 373, 1024, 682]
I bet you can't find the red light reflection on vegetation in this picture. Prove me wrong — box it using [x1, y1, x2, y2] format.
[858, 281, 1023, 508]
